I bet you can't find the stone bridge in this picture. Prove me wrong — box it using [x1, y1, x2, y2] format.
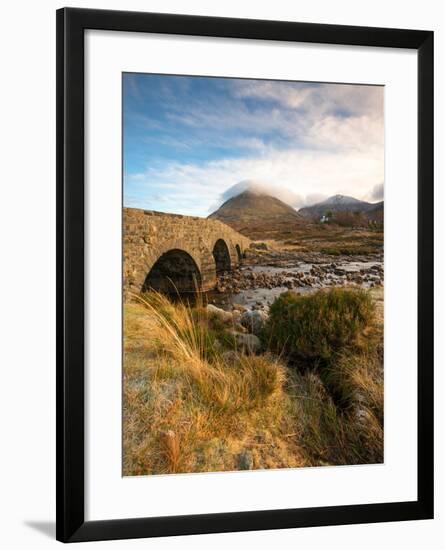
[123, 207, 250, 296]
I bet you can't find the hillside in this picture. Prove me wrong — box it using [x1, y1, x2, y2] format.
[208, 190, 304, 239]
[299, 194, 374, 219]
[366, 201, 384, 223]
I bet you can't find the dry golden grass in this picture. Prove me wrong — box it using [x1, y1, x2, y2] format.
[123, 290, 383, 475]
[281, 226, 383, 256]
[123, 292, 304, 475]
[287, 361, 383, 466]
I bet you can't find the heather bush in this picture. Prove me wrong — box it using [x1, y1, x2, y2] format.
[263, 288, 375, 365]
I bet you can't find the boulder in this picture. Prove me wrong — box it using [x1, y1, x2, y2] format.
[240, 309, 268, 335]
[237, 450, 254, 470]
[354, 407, 373, 426]
[233, 333, 261, 354]
[206, 304, 233, 323]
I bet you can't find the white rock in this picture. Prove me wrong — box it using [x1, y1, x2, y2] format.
[206, 304, 233, 323]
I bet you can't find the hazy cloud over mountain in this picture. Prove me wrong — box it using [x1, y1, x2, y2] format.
[212, 180, 328, 211]
[219, 180, 303, 208]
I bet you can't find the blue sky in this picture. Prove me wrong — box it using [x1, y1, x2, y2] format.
[123, 73, 384, 216]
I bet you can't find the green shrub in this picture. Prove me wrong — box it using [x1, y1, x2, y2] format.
[263, 288, 375, 364]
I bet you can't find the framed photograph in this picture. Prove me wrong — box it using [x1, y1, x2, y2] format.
[56, 7, 434, 543]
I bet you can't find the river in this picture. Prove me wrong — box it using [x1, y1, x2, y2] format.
[209, 255, 384, 312]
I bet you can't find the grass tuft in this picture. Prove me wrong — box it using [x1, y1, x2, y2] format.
[123, 292, 300, 474]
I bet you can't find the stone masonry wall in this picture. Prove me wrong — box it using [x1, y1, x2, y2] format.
[123, 207, 250, 296]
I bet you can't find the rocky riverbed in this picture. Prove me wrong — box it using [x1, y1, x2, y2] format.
[209, 244, 383, 312]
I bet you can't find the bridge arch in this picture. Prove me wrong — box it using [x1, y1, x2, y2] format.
[142, 248, 202, 294]
[123, 208, 250, 296]
[212, 239, 231, 274]
[235, 244, 242, 262]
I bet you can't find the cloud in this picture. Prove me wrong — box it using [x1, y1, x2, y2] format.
[233, 80, 383, 119]
[125, 143, 384, 216]
[219, 180, 303, 208]
[147, 80, 384, 157]
[303, 193, 329, 207]
[367, 183, 384, 202]
[123, 75, 384, 216]
[307, 114, 383, 152]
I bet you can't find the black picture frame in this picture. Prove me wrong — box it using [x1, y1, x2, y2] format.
[56, 7, 434, 543]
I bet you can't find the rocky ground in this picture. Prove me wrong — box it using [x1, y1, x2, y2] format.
[204, 241, 384, 354]
[214, 243, 383, 298]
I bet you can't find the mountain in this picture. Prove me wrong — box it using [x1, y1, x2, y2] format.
[299, 194, 375, 219]
[366, 201, 384, 223]
[208, 190, 304, 239]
